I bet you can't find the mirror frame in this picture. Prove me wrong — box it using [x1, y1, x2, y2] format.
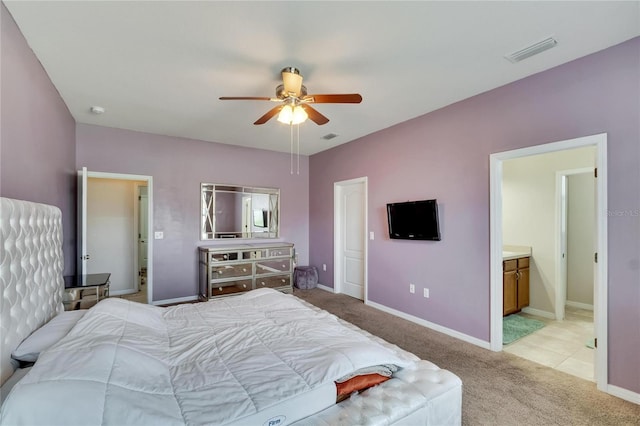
[201, 183, 280, 240]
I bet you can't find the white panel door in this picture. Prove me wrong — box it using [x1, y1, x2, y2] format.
[138, 187, 148, 269]
[87, 178, 137, 295]
[77, 167, 88, 277]
[338, 180, 365, 300]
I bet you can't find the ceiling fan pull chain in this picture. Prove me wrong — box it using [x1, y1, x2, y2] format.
[297, 124, 300, 175]
[290, 123, 294, 175]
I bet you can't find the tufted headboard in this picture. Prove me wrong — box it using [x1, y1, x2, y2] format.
[0, 198, 64, 385]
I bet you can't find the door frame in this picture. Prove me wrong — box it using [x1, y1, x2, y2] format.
[79, 169, 154, 304]
[333, 176, 368, 301]
[555, 167, 594, 321]
[489, 133, 607, 392]
[134, 182, 149, 293]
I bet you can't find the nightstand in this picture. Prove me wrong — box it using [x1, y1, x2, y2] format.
[63, 273, 111, 310]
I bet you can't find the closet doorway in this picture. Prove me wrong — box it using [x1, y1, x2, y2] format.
[334, 177, 368, 301]
[489, 133, 608, 392]
[78, 168, 153, 304]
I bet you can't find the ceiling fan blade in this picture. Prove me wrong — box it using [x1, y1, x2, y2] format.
[303, 94, 362, 104]
[301, 105, 329, 125]
[254, 105, 283, 125]
[219, 96, 272, 101]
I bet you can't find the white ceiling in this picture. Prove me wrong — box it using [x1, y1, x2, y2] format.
[4, 1, 639, 155]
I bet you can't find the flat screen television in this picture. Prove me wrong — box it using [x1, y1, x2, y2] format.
[386, 199, 441, 241]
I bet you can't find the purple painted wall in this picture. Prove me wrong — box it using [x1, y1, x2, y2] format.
[309, 38, 640, 392]
[76, 124, 309, 302]
[0, 4, 76, 274]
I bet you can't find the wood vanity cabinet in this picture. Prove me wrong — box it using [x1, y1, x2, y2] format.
[199, 242, 294, 300]
[503, 257, 530, 316]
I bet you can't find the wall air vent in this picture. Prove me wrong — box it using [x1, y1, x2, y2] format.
[322, 133, 338, 140]
[505, 37, 558, 63]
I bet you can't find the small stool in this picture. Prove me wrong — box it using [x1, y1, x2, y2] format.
[294, 266, 319, 289]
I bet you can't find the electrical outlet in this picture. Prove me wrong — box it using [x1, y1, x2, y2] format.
[424, 288, 430, 298]
[154, 231, 164, 240]
[322, 264, 327, 271]
[409, 283, 415, 294]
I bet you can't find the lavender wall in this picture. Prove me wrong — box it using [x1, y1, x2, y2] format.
[76, 124, 309, 302]
[0, 4, 76, 274]
[309, 38, 640, 392]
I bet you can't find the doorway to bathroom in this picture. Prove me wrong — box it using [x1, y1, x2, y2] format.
[489, 133, 608, 392]
[78, 168, 153, 304]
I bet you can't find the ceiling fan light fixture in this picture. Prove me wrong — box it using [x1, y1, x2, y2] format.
[277, 104, 307, 125]
[292, 105, 308, 124]
[277, 105, 293, 124]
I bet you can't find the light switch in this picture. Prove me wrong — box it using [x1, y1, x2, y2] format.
[154, 231, 164, 239]
[369, 231, 374, 240]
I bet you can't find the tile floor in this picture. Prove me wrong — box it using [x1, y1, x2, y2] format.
[503, 306, 595, 382]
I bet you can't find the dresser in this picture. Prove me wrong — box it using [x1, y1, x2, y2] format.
[63, 273, 111, 310]
[199, 242, 294, 300]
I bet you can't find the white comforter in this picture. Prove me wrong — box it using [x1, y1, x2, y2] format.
[1, 289, 415, 425]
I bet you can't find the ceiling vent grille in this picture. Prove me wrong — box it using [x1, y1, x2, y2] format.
[322, 133, 338, 140]
[505, 37, 558, 63]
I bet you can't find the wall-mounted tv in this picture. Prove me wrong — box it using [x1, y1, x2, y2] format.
[386, 199, 441, 241]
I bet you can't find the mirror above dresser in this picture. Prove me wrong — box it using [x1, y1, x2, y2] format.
[201, 183, 280, 240]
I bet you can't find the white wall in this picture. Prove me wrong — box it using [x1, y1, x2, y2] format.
[567, 172, 595, 307]
[502, 146, 595, 315]
[87, 178, 144, 294]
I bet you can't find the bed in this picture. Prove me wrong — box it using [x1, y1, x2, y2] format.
[0, 197, 462, 425]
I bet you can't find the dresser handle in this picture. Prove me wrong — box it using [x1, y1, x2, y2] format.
[281, 279, 285, 283]
[243, 284, 247, 288]
[261, 281, 265, 286]
[242, 268, 247, 272]
[218, 270, 223, 275]
[218, 287, 222, 291]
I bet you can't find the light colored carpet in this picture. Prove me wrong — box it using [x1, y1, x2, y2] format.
[294, 288, 640, 426]
[503, 314, 545, 345]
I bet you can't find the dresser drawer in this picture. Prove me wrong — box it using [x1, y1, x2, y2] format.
[245, 249, 266, 259]
[256, 259, 291, 275]
[210, 279, 252, 296]
[256, 275, 290, 289]
[209, 251, 239, 262]
[268, 247, 292, 257]
[211, 263, 252, 278]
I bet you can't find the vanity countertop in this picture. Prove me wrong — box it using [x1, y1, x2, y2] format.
[502, 245, 532, 260]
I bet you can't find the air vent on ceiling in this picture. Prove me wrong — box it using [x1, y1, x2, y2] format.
[322, 133, 338, 140]
[505, 37, 558, 63]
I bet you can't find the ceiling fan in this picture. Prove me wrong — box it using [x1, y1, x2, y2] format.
[219, 67, 362, 126]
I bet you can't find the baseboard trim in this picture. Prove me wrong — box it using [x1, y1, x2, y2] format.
[316, 283, 334, 293]
[152, 295, 199, 306]
[365, 300, 491, 350]
[565, 300, 594, 311]
[521, 307, 555, 319]
[607, 384, 640, 405]
[109, 289, 138, 296]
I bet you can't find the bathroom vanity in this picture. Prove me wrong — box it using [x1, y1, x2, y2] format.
[503, 246, 532, 316]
